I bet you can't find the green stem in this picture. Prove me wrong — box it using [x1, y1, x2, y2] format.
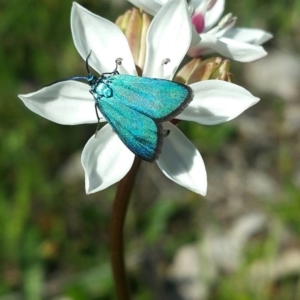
[109, 157, 141, 300]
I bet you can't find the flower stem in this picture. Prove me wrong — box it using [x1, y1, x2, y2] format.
[109, 157, 141, 300]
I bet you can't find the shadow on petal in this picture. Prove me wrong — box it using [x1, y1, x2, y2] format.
[157, 122, 207, 195]
[81, 125, 135, 194]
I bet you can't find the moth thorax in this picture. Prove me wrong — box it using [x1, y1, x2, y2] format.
[96, 82, 112, 97]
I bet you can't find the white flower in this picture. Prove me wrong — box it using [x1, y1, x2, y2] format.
[188, 0, 273, 62]
[128, 0, 273, 63]
[18, 0, 259, 196]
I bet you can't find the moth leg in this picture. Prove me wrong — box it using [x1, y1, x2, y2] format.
[163, 129, 170, 137]
[94, 104, 102, 137]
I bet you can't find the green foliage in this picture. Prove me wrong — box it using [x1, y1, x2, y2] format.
[268, 183, 300, 235]
[180, 121, 236, 154]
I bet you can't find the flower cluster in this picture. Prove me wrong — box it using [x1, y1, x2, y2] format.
[128, 0, 272, 62]
[19, 0, 266, 196]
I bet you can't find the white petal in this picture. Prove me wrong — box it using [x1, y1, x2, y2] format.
[18, 81, 99, 125]
[205, 0, 225, 29]
[177, 80, 259, 125]
[157, 122, 207, 195]
[188, 34, 268, 62]
[218, 37, 268, 62]
[143, 0, 192, 79]
[71, 2, 136, 75]
[81, 124, 135, 194]
[127, 0, 163, 15]
[223, 27, 273, 45]
[191, 25, 202, 46]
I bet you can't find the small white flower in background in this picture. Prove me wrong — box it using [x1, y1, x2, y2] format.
[188, 0, 273, 62]
[18, 0, 259, 196]
[128, 0, 273, 62]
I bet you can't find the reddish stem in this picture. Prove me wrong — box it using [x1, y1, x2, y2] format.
[109, 157, 141, 300]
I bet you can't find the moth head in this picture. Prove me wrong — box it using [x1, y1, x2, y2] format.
[86, 73, 98, 86]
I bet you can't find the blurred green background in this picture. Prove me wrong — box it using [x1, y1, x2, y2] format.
[1, 0, 300, 299]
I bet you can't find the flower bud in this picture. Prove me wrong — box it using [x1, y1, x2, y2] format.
[116, 9, 150, 74]
[175, 57, 232, 84]
[210, 59, 232, 82]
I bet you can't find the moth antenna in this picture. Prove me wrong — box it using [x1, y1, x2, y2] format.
[44, 76, 88, 87]
[44, 51, 94, 88]
[86, 51, 92, 74]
